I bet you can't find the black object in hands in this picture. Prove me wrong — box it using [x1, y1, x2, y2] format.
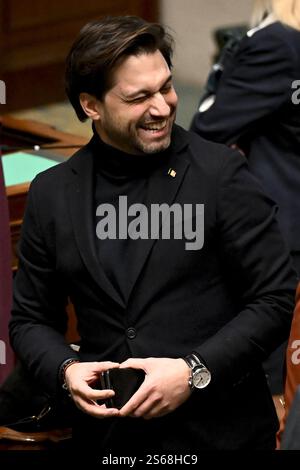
[99, 368, 145, 409]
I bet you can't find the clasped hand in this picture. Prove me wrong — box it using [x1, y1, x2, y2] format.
[65, 357, 191, 419]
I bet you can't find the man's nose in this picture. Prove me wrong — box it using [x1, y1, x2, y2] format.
[149, 92, 170, 117]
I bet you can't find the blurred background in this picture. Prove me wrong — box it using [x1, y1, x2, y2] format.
[0, 0, 252, 134]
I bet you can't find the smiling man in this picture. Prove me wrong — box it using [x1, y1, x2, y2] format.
[80, 49, 177, 155]
[10, 16, 297, 454]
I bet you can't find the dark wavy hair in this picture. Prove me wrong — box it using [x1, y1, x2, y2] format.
[65, 16, 174, 121]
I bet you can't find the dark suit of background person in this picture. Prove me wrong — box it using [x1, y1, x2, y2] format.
[281, 385, 300, 449]
[190, 19, 300, 401]
[9, 120, 296, 451]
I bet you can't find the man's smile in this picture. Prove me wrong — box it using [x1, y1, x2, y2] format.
[140, 120, 168, 132]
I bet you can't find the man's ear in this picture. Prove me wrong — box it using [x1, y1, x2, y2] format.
[79, 93, 101, 120]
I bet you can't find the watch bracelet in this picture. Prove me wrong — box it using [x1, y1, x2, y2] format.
[183, 353, 203, 369]
[183, 353, 209, 390]
[60, 358, 80, 390]
[183, 354, 200, 389]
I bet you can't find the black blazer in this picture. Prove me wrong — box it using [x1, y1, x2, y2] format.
[191, 21, 300, 262]
[10, 125, 296, 449]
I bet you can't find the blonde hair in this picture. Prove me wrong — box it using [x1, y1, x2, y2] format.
[251, 0, 300, 30]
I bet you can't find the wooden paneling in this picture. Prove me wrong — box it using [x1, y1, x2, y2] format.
[1, 114, 88, 270]
[0, 0, 159, 111]
[1, 115, 86, 343]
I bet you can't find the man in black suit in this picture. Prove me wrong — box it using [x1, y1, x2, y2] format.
[9, 16, 297, 452]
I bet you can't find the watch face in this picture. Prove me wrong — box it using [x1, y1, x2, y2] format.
[193, 367, 211, 389]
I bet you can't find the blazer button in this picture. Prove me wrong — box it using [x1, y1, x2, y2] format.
[126, 327, 137, 339]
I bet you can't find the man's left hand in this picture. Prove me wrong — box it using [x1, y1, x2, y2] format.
[119, 357, 191, 419]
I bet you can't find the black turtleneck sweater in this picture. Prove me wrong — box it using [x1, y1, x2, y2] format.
[92, 131, 170, 304]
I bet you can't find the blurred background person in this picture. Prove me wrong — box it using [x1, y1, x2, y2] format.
[190, 0, 300, 422]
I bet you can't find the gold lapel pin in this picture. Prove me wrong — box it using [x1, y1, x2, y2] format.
[168, 168, 177, 178]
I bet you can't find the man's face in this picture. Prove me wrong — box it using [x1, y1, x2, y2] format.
[95, 50, 178, 155]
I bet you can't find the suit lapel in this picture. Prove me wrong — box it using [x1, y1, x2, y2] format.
[66, 140, 126, 308]
[66, 126, 190, 308]
[127, 126, 190, 301]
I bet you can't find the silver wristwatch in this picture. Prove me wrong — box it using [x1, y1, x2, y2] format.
[184, 353, 211, 390]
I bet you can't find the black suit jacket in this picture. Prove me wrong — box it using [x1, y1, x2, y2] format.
[10, 125, 296, 449]
[191, 21, 300, 261]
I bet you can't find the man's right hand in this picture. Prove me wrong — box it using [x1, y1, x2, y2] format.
[65, 361, 120, 418]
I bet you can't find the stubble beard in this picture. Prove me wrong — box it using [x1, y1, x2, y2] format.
[134, 112, 176, 155]
[98, 110, 176, 155]
[133, 133, 172, 154]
